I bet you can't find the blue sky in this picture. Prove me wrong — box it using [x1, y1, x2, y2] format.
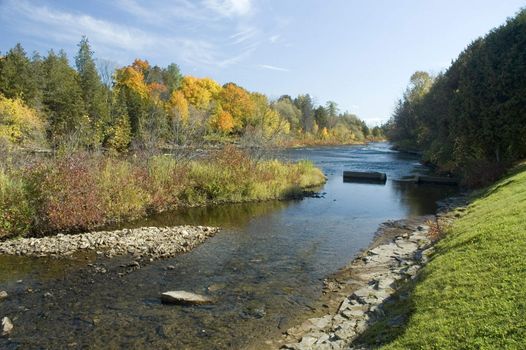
[0, 0, 524, 124]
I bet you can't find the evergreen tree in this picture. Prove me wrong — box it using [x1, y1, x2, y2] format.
[0, 44, 38, 105]
[294, 94, 315, 133]
[42, 50, 86, 147]
[75, 36, 110, 145]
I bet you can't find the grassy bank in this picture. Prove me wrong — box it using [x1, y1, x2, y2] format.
[359, 163, 526, 349]
[0, 146, 325, 239]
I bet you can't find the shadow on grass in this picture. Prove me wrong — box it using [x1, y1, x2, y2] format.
[350, 275, 420, 348]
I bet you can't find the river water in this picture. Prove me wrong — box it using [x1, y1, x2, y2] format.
[0, 143, 456, 349]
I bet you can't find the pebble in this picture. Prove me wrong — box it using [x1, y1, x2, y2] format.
[0, 226, 219, 260]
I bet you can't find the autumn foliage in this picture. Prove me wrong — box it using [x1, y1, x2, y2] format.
[0, 149, 325, 238]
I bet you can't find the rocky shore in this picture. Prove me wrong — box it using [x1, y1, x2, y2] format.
[271, 196, 467, 350]
[0, 225, 219, 259]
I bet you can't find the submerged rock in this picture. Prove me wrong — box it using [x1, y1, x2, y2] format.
[0, 291, 7, 301]
[160, 291, 214, 305]
[2, 317, 13, 337]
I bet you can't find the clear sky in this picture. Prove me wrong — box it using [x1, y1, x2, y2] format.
[0, 0, 524, 125]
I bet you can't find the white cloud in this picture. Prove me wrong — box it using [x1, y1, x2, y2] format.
[269, 34, 281, 43]
[203, 0, 253, 17]
[258, 64, 289, 72]
[230, 28, 258, 45]
[0, 0, 265, 70]
[1, 0, 153, 52]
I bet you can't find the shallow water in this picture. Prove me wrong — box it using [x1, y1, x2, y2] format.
[0, 143, 457, 349]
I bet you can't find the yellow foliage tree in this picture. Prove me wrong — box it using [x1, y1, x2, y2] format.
[114, 66, 149, 99]
[167, 90, 189, 123]
[321, 127, 329, 139]
[106, 114, 132, 152]
[0, 94, 46, 148]
[262, 108, 290, 138]
[180, 76, 221, 110]
[250, 92, 269, 127]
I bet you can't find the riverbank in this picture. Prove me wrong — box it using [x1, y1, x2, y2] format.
[266, 196, 467, 350]
[368, 162, 526, 349]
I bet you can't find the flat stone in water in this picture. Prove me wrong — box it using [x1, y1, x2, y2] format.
[160, 291, 214, 305]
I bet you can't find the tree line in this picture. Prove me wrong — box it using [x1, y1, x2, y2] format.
[0, 37, 382, 153]
[385, 9, 526, 185]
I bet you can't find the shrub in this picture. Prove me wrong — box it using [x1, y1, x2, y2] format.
[0, 147, 326, 237]
[25, 155, 104, 233]
[147, 155, 188, 211]
[0, 169, 33, 238]
[97, 157, 149, 221]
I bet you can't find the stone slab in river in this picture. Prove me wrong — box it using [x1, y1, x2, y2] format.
[161, 291, 214, 305]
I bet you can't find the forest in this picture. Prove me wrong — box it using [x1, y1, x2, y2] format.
[385, 9, 526, 186]
[0, 38, 382, 155]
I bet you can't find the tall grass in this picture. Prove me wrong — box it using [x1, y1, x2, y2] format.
[0, 146, 325, 238]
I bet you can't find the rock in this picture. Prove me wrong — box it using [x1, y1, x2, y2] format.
[241, 304, 266, 319]
[166, 265, 176, 270]
[160, 291, 214, 305]
[350, 287, 374, 304]
[374, 276, 396, 290]
[333, 320, 357, 340]
[0, 291, 7, 301]
[403, 265, 421, 278]
[128, 261, 140, 268]
[2, 317, 13, 336]
[287, 315, 332, 338]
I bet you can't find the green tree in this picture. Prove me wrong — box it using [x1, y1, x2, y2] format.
[0, 44, 38, 105]
[75, 36, 110, 146]
[42, 50, 86, 147]
[314, 105, 329, 130]
[294, 94, 315, 133]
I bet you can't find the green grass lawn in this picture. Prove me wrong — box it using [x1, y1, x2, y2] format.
[362, 163, 526, 349]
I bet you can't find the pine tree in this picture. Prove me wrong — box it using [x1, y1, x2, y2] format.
[75, 36, 110, 146]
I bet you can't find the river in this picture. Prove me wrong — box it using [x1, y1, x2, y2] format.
[0, 143, 456, 349]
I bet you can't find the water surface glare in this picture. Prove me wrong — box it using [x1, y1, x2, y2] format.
[0, 143, 457, 349]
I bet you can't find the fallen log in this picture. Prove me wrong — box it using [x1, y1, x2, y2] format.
[343, 171, 387, 184]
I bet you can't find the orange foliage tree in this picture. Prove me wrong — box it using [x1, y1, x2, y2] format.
[219, 83, 255, 131]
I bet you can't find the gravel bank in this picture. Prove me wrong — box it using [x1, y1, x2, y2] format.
[0, 226, 219, 259]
